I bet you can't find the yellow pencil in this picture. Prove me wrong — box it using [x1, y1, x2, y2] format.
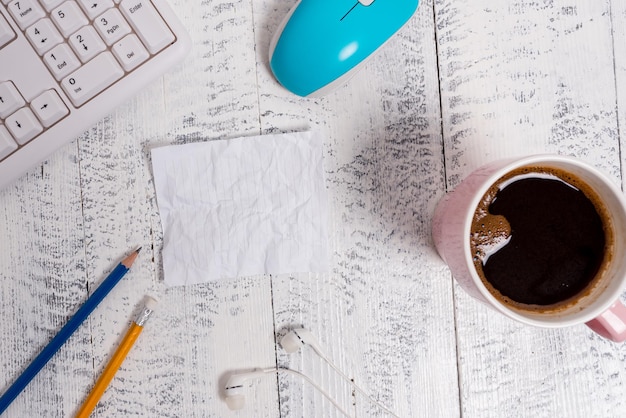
[75, 296, 158, 418]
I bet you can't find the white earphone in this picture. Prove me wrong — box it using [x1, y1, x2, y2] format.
[224, 367, 352, 416]
[222, 328, 399, 418]
[280, 328, 326, 356]
[223, 368, 272, 411]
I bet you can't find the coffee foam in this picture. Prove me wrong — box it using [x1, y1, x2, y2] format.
[471, 213, 511, 264]
[470, 164, 615, 314]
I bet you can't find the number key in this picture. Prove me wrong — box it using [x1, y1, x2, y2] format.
[69, 26, 106, 63]
[94, 8, 130, 45]
[7, 0, 45, 30]
[25, 18, 63, 55]
[44, 44, 81, 80]
[51, 1, 88, 37]
[39, 0, 65, 12]
[61, 52, 123, 107]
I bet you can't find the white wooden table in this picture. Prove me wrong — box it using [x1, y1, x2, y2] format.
[2, 0, 626, 416]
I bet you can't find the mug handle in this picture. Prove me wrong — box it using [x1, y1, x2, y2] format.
[585, 300, 626, 342]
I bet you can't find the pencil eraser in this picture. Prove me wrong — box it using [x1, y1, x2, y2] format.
[144, 296, 159, 310]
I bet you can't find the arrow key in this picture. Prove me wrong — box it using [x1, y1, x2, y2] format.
[77, 0, 114, 19]
[0, 81, 25, 119]
[0, 125, 18, 160]
[25, 18, 63, 55]
[69, 25, 106, 63]
[6, 108, 43, 145]
[31, 90, 69, 128]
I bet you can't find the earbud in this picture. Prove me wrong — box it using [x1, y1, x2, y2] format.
[280, 328, 326, 359]
[223, 367, 353, 417]
[223, 368, 274, 410]
[223, 329, 399, 417]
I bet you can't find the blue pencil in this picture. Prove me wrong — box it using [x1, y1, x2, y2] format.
[0, 248, 141, 415]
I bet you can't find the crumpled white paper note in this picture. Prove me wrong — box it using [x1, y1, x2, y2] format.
[151, 131, 330, 286]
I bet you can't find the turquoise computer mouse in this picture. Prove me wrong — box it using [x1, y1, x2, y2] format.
[269, 0, 420, 97]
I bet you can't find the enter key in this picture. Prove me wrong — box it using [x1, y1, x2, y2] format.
[120, 0, 175, 54]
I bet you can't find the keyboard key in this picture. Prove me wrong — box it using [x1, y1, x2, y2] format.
[94, 8, 130, 45]
[0, 0, 190, 191]
[31, 90, 69, 127]
[77, 0, 114, 19]
[0, 81, 25, 118]
[112, 34, 148, 71]
[25, 18, 64, 55]
[61, 51, 124, 106]
[120, 0, 174, 54]
[69, 25, 106, 62]
[0, 125, 18, 160]
[0, 13, 15, 48]
[40, 0, 66, 12]
[44, 43, 81, 80]
[5, 108, 43, 145]
[7, 0, 46, 30]
[51, 1, 89, 37]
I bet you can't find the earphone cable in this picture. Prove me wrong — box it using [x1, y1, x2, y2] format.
[274, 367, 352, 418]
[279, 328, 399, 417]
[317, 355, 400, 418]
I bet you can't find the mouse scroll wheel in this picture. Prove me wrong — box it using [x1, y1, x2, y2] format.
[358, 0, 375, 5]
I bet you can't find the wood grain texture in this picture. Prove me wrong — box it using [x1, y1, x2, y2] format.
[435, 0, 626, 417]
[0, 143, 88, 417]
[256, 0, 459, 416]
[69, 0, 280, 416]
[614, 0, 626, 182]
[2, 0, 626, 416]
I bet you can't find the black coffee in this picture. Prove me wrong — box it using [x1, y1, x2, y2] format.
[470, 165, 612, 311]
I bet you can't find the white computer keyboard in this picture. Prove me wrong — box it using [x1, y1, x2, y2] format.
[0, 0, 190, 190]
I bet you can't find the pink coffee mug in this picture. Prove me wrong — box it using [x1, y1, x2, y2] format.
[432, 154, 626, 342]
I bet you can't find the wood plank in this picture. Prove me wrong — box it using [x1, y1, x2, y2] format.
[435, 0, 626, 416]
[0, 146, 88, 416]
[3, 0, 626, 416]
[256, 0, 460, 416]
[69, 0, 281, 414]
[0, 0, 277, 417]
[614, 1, 626, 180]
